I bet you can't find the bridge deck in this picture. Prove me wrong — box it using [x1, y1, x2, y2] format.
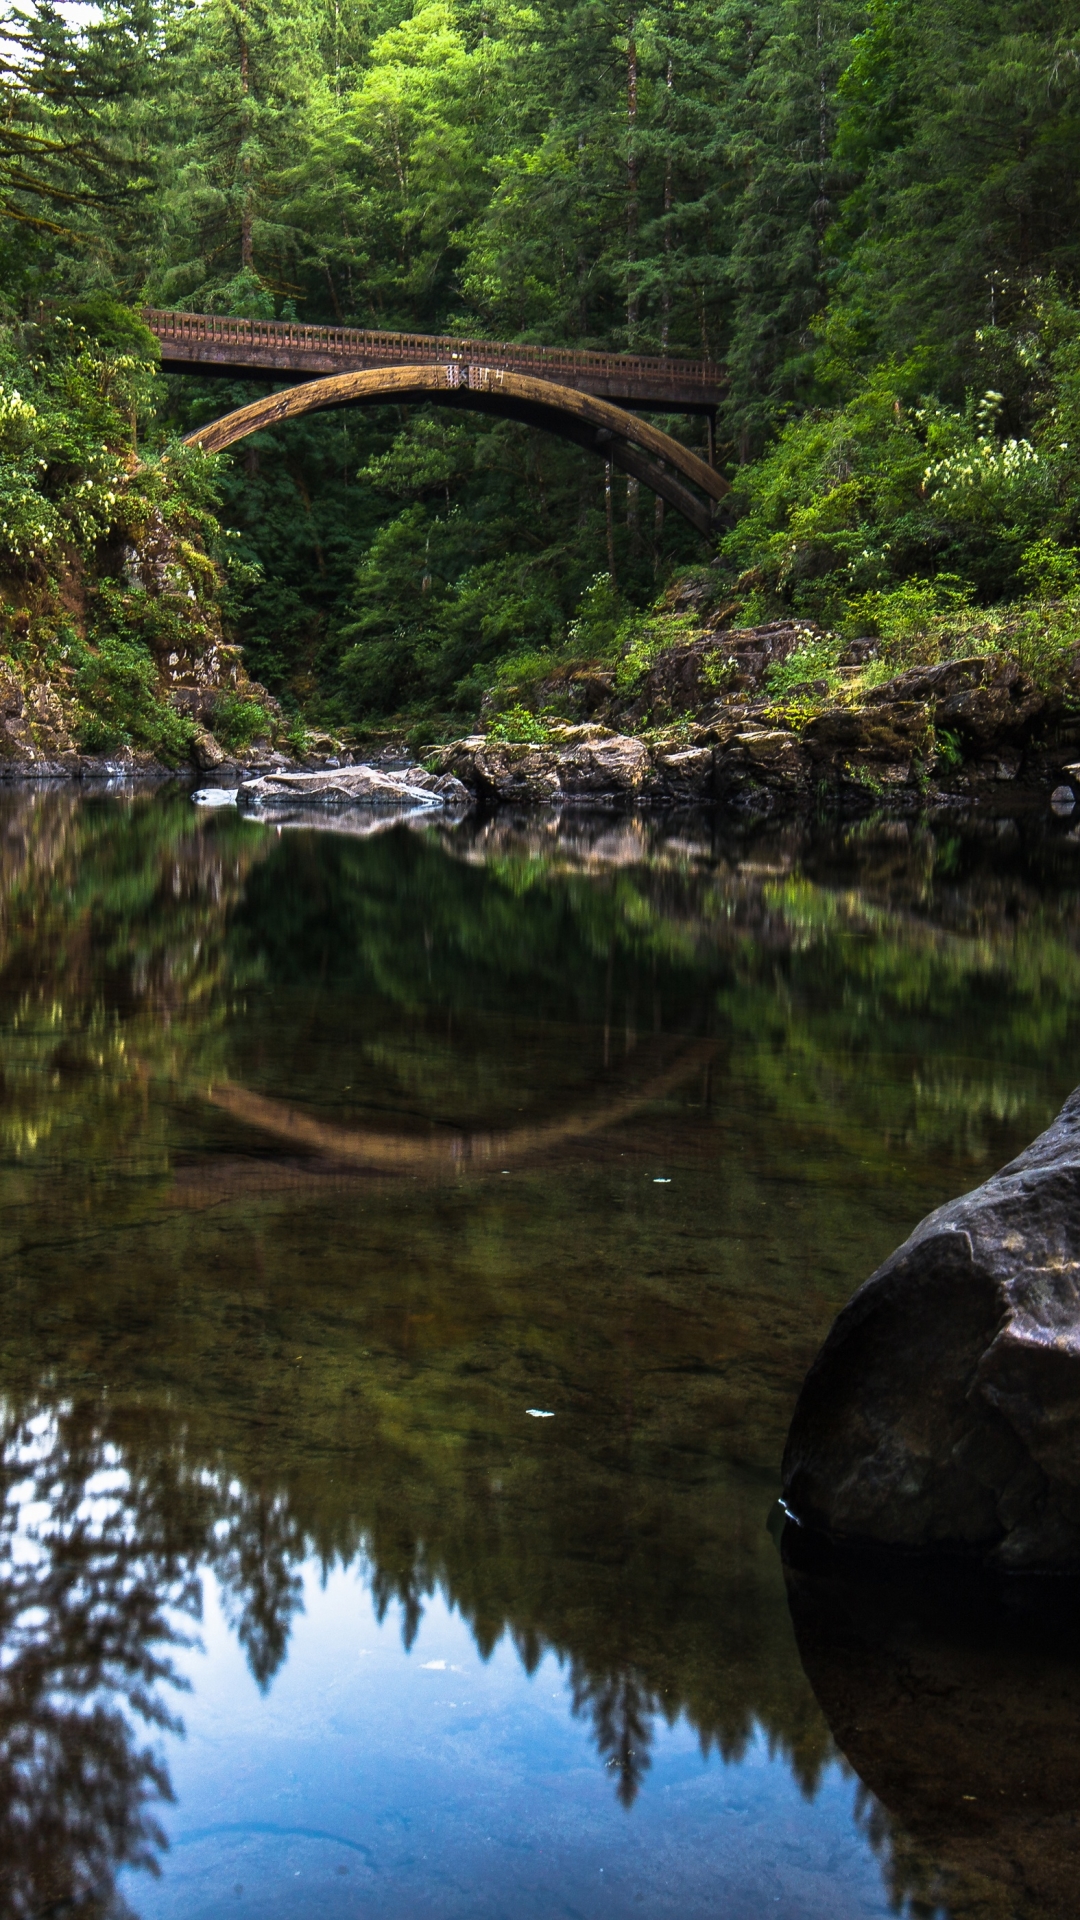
[145, 310, 722, 414]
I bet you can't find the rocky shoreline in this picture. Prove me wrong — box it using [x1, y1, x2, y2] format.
[430, 647, 1080, 815]
[10, 622, 1080, 816]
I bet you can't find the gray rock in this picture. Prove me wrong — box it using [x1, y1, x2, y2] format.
[801, 701, 932, 784]
[863, 657, 988, 709]
[237, 765, 448, 810]
[557, 735, 650, 796]
[650, 745, 716, 799]
[936, 660, 1044, 742]
[782, 1087, 1080, 1568]
[191, 730, 227, 772]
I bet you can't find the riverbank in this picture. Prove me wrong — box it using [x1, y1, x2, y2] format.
[8, 593, 1080, 816]
[425, 622, 1080, 815]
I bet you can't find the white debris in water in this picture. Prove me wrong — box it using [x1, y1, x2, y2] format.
[653, 1177, 671, 1184]
[526, 1409, 555, 1418]
[192, 788, 239, 807]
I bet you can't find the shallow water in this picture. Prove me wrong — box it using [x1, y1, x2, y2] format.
[3, 790, 1080, 1920]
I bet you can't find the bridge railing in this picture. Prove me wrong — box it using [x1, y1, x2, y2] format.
[143, 309, 721, 391]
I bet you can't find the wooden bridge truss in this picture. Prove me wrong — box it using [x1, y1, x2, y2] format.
[151, 310, 729, 536]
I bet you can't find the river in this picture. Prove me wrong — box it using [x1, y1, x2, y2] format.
[2, 788, 1078, 1920]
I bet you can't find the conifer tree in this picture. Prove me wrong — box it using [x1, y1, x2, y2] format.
[0, 0, 157, 241]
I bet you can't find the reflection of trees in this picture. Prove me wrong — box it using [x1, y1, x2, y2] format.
[215, 1487, 307, 1690]
[569, 1662, 656, 1808]
[0, 1403, 202, 1920]
[7, 788, 1080, 1907]
[0, 788, 268, 1229]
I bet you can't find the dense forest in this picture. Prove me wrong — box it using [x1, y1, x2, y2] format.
[3, 0, 1080, 741]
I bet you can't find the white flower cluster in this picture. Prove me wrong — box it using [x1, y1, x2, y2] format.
[925, 436, 1039, 493]
[0, 386, 37, 426]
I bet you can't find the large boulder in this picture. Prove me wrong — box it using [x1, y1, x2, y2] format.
[555, 733, 651, 796]
[863, 656, 984, 705]
[433, 738, 561, 802]
[862, 656, 1045, 743]
[782, 1088, 1080, 1569]
[237, 765, 466, 810]
[720, 727, 812, 792]
[434, 730, 651, 802]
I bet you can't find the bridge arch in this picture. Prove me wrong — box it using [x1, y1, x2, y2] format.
[183, 364, 730, 537]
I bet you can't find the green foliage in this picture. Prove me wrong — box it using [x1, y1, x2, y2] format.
[764, 632, 845, 694]
[57, 294, 160, 363]
[935, 727, 963, 768]
[721, 325, 1080, 634]
[0, 0, 156, 244]
[567, 574, 624, 660]
[485, 703, 551, 743]
[211, 690, 277, 748]
[1018, 538, 1080, 601]
[69, 626, 195, 761]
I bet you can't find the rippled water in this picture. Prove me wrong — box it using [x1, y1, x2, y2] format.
[3, 789, 1080, 1920]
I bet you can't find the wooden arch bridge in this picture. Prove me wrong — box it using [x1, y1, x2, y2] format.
[146, 309, 729, 537]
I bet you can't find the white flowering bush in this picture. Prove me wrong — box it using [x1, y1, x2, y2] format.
[723, 351, 1076, 623]
[921, 391, 1052, 527]
[0, 384, 62, 561]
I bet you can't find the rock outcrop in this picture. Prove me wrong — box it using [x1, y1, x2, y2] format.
[782, 1087, 1080, 1568]
[433, 633, 1074, 810]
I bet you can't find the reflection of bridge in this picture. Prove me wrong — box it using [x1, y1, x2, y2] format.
[145, 308, 729, 536]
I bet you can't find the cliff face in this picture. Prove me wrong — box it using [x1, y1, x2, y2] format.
[0, 517, 281, 776]
[0, 308, 292, 778]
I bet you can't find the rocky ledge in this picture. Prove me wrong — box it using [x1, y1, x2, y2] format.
[782, 1087, 1080, 1570]
[433, 642, 1080, 812]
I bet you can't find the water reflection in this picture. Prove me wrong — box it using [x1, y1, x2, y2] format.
[0, 1404, 192, 1920]
[785, 1531, 1080, 1920]
[0, 788, 1079, 1915]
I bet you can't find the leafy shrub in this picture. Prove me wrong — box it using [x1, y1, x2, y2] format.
[765, 631, 845, 694]
[721, 351, 1074, 622]
[211, 691, 277, 748]
[71, 632, 195, 762]
[486, 703, 550, 743]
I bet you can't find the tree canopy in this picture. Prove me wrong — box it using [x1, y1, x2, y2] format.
[4, 0, 1080, 729]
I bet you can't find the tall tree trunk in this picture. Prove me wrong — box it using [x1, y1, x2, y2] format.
[626, 14, 638, 346]
[661, 59, 673, 354]
[239, 0, 253, 272]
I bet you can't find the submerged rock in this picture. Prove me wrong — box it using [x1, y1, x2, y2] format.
[236, 764, 469, 811]
[782, 1087, 1080, 1569]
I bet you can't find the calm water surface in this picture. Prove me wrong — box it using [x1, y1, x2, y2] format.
[4, 791, 1080, 1920]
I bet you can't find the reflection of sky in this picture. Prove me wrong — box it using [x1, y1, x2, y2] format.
[126, 1564, 893, 1920]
